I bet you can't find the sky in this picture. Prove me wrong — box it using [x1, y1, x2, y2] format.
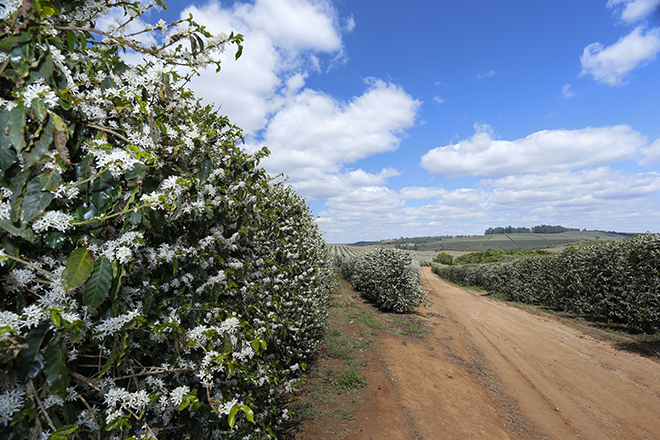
[117, 0, 660, 242]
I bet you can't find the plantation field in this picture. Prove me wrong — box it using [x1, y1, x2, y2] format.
[329, 244, 437, 267]
[348, 230, 632, 254]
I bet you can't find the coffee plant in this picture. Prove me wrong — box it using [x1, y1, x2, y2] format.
[433, 233, 660, 332]
[341, 246, 426, 313]
[0, 1, 336, 439]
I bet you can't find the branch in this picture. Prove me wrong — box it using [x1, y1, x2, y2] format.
[26, 380, 57, 432]
[3, 254, 56, 279]
[82, 122, 131, 144]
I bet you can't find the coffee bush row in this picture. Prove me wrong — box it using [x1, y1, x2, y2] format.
[433, 233, 660, 332]
[341, 246, 426, 313]
[0, 2, 336, 439]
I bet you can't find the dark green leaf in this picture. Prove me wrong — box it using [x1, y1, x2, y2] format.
[29, 98, 47, 121]
[28, 53, 53, 85]
[100, 77, 117, 90]
[128, 211, 142, 226]
[0, 31, 32, 52]
[0, 219, 35, 242]
[125, 162, 146, 185]
[199, 157, 211, 184]
[91, 171, 120, 211]
[66, 30, 75, 53]
[50, 424, 78, 438]
[44, 231, 66, 249]
[98, 340, 118, 378]
[62, 247, 94, 291]
[83, 257, 113, 309]
[10, 169, 29, 223]
[43, 343, 69, 395]
[9, 42, 34, 76]
[0, 110, 17, 173]
[8, 104, 26, 153]
[22, 178, 54, 223]
[38, 170, 62, 192]
[24, 116, 54, 168]
[15, 321, 49, 382]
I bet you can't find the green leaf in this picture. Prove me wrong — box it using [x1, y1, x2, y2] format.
[83, 257, 113, 309]
[199, 157, 211, 184]
[39, 170, 62, 192]
[125, 162, 147, 185]
[43, 343, 69, 395]
[98, 340, 118, 378]
[227, 404, 254, 429]
[91, 171, 120, 211]
[15, 321, 49, 382]
[30, 98, 47, 121]
[44, 231, 66, 249]
[0, 219, 34, 242]
[0, 110, 17, 173]
[8, 104, 26, 153]
[24, 116, 55, 168]
[28, 53, 53, 85]
[62, 247, 94, 291]
[22, 177, 54, 223]
[48, 424, 78, 440]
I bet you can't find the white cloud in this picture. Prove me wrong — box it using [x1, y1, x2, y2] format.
[607, 0, 660, 23]
[345, 15, 356, 32]
[399, 186, 449, 200]
[178, 0, 346, 133]
[561, 84, 576, 98]
[325, 186, 405, 216]
[433, 95, 446, 104]
[486, 167, 660, 210]
[252, 77, 419, 181]
[291, 168, 400, 200]
[477, 69, 496, 79]
[580, 26, 660, 86]
[420, 124, 647, 178]
[639, 138, 660, 165]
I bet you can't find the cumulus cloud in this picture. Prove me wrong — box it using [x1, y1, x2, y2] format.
[420, 123, 647, 178]
[399, 186, 449, 200]
[251, 78, 419, 183]
[176, 0, 346, 133]
[486, 167, 660, 210]
[292, 168, 400, 200]
[607, 0, 660, 23]
[639, 138, 660, 165]
[580, 26, 660, 86]
[325, 186, 405, 216]
[433, 95, 446, 104]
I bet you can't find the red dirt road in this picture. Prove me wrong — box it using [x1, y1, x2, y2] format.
[348, 268, 660, 439]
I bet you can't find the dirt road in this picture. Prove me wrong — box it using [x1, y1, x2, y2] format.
[348, 267, 660, 440]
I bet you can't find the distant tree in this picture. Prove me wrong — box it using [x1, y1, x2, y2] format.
[435, 252, 453, 265]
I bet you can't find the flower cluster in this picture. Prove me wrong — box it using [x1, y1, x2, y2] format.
[0, 2, 335, 439]
[342, 246, 427, 313]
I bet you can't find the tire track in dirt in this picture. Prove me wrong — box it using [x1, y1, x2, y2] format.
[401, 267, 660, 440]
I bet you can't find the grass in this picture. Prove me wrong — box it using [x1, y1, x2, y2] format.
[280, 273, 430, 439]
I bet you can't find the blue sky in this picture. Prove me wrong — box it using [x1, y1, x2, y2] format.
[126, 0, 660, 242]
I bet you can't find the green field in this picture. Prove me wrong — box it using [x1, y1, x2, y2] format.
[340, 231, 633, 255]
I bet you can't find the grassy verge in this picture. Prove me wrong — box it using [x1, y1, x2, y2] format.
[278, 272, 428, 439]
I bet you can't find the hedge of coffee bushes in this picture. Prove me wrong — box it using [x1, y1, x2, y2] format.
[0, 2, 336, 439]
[433, 233, 660, 333]
[341, 246, 427, 313]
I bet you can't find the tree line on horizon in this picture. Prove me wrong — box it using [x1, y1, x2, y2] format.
[484, 225, 581, 235]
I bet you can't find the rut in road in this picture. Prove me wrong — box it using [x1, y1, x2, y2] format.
[349, 267, 660, 440]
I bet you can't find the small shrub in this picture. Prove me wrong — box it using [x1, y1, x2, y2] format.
[341, 246, 427, 313]
[434, 252, 453, 265]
